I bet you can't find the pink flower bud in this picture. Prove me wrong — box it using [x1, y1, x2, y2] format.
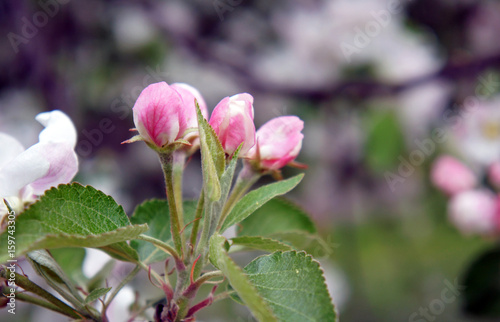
[431, 156, 476, 195]
[448, 189, 497, 235]
[209, 93, 255, 155]
[132, 82, 188, 148]
[489, 161, 500, 189]
[247, 116, 304, 171]
[170, 83, 208, 141]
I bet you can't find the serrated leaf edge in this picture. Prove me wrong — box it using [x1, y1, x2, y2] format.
[246, 250, 338, 322]
[1, 224, 148, 263]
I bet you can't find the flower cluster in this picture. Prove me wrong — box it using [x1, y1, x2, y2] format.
[126, 81, 306, 320]
[431, 155, 500, 236]
[130, 81, 304, 173]
[430, 97, 500, 236]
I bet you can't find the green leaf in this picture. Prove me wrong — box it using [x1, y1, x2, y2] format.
[101, 242, 142, 262]
[230, 236, 293, 253]
[130, 199, 197, 264]
[268, 231, 332, 259]
[364, 109, 405, 173]
[27, 250, 86, 311]
[237, 198, 316, 236]
[209, 233, 277, 321]
[84, 287, 112, 304]
[50, 248, 87, 285]
[244, 251, 337, 322]
[196, 101, 225, 201]
[220, 174, 304, 232]
[236, 198, 332, 257]
[218, 144, 241, 208]
[196, 101, 225, 177]
[211, 144, 242, 232]
[0, 183, 148, 263]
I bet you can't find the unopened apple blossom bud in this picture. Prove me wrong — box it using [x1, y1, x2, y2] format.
[209, 93, 255, 156]
[170, 83, 208, 142]
[431, 156, 476, 195]
[448, 189, 497, 235]
[489, 161, 500, 189]
[247, 116, 304, 171]
[132, 82, 188, 148]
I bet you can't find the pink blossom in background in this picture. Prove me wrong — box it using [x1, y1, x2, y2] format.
[209, 93, 255, 156]
[489, 161, 500, 188]
[448, 189, 497, 236]
[431, 156, 477, 196]
[132, 81, 188, 148]
[247, 116, 304, 171]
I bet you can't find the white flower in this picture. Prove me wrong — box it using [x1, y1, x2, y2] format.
[448, 189, 497, 235]
[453, 96, 500, 167]
[0, 110, 78, 217]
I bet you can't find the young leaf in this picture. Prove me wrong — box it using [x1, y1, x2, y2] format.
[209, 144, 242, 236]
[27, 250, 86, 312]
[209, 233, 277, 321]
[244, 251, 337, 321]
[50, 248, 87, 285]
[84, 287, 112, 304]
[220, 174, 304, 232]
[217, 144, 242, 211]
[196, 101, 225, 177]
[230, 236, 293, 253]
[130, 199, 197, 264]
[0, 183, 148, 263]
[196, 101, 225, 201]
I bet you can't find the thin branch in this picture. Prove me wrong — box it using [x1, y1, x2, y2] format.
[15, 292, 81, 319]
[103, 265, 141, 311]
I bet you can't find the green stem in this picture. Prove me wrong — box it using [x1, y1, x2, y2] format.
[173, 269, 190, 321]
[212, 290, 236, 303]
[189, 191, 205, 251]
[195, 200, 214, 266]
[159, 152, 184, 255]
[173, 151, 186, 239]
[136, 234, 181, 261]
[136, 261, 165, 288]
[15, 292, 81, 319]
[103, 265, 141, 311]
[0, 269, 84, 319]
[217, 165, 260, 230]
[193, 270, 223, 286]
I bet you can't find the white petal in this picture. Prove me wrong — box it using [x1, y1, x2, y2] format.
[0, 143, 50, 198]
[0, 132, 25, 168]
[107, 285, 135, 322]
[83, 248, 112, 278]
[36, 110, 77, 147]
[29, 142, 78, 195]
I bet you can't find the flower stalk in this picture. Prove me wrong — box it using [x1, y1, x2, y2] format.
[159, 152, 185, 255]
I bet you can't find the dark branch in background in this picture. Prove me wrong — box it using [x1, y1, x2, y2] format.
[144, 1, 500, 103]
[2, 0, 500, 109]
